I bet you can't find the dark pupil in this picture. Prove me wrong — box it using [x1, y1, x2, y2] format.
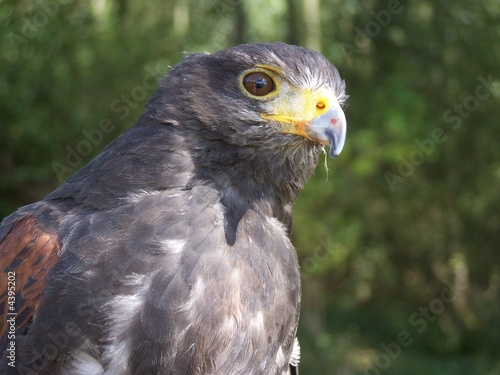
[255, 78, 266, 89]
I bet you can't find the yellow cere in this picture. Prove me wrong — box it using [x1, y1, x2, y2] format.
[261, 86, 337, 137]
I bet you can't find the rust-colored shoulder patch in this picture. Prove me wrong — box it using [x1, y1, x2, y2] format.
[0, 215, 61, 342]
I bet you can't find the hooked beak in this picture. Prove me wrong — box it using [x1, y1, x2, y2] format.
[261, 87, 347, 158]
[305, 100, 347, 158]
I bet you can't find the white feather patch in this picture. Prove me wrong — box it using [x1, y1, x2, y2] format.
[290, 337, 301, 367]
[63, 351, 104, 375]
[103, 286, 145, 373]
[160, 238, 186, 254]
[248, 311, 264, 331]
[126, 189, 164, 203]
[276, 347, 286, 368]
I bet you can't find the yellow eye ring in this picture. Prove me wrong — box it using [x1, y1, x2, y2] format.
[239, 67, 281, 100]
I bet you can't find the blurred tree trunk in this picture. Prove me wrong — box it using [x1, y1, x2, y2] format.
[233, 1, 248, 45]
[116, 0, 127, 20]
[172, 0, 190, 37]
[286, 0, 300, 45]
[302, 0, 321, 50]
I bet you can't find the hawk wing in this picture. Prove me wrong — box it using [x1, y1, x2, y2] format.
[0, 212, 62, 350]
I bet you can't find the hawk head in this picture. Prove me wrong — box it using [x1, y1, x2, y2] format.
[146, 43, 347, 160]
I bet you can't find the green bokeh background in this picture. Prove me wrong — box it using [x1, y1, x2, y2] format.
[1, 1, 499, 374]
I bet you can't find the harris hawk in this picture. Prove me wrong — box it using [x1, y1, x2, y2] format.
[0, 43, 347, 374]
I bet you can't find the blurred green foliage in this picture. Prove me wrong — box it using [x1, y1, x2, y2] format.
[1, 0, 499, 374]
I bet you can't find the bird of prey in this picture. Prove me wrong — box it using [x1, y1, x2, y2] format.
[0, 43, 347, 374]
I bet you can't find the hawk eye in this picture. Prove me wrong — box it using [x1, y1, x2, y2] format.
[242, 72, 275, 97]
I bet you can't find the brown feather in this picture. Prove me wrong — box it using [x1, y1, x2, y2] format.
[0, 216, 61, 340]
